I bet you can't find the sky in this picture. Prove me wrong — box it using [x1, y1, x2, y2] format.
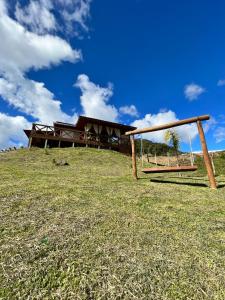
[0, 0, 225, 151]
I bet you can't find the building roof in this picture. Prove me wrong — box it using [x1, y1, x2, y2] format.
[24, 129, 31, 137]
[54, 121, 77, 130]
[24, 115, 136, 137]
[74, 116, 136, 132]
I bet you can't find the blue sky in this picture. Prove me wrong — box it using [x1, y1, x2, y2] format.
[0, 0, 225, 151]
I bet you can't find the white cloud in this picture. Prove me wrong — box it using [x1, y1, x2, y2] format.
[0, 0, 82, 148]
[217, 79, 225, 87]
[0, 113, 31, 149]
[131, 110, 198, 144]
[75, 74, 119, 122]
[119, 105, 139, 117]
[14, 0, 91, 36]
[0, 76, 78, 125]
[15, 0, 57, 35]
[0, 5, 80, 73]
[0, 0, 7, 14]
[214, 127, 225, 143]
[184, 83, 206, 101]
[60, 0, 91, 34]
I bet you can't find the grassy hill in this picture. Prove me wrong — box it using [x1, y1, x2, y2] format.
[1, 148, 225, 299]
[135, 138, 178, 156]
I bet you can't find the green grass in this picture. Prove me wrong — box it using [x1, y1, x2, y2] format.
[0, 147, 225, 299]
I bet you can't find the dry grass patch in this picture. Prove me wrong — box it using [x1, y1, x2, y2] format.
[0, 148, 225, 299]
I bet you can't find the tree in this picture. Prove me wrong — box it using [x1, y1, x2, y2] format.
[164, 129, 180, 165]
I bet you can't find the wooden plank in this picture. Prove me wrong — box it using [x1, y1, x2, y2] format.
[197, 121, 217, 189]
[125, 115, 210, 136]
[142, 165, 198, 173]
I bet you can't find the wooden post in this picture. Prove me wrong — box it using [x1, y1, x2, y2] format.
[58, 140, 61, 148]
[44, 139, 48, 149]
[72, 142, 75, 147]
[97, 134, 100, 150]
[197, 121, 217, 189]
[131, 135, 137, 180]
[28, 136, 32, 149]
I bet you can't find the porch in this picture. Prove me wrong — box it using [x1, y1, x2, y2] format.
[27, 123, 131, 153]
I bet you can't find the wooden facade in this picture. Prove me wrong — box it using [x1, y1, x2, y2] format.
[24, 116, 136, 155]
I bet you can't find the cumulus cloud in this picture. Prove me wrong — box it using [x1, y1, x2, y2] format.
[0, 6, 80, 73]
[15, 0, 57, 35]
[217, 79, 225, 87]
[0, 76, 78, 124]
[0, 0, 83, 148]
[184, 83, 206, 101]
[131, 110, 198, 144]
[60, 0, 91, 34]
[214, 127, 225, 143]
[75, 74, 119, 122]
[0, 113, 31, 149]
[15, 0, 91, 36]
[119, 105, 139, 117]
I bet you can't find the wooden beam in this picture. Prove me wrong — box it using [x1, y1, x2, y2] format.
[44, 139, 48, 149]
[125, 115, 210, 136]
[197, 121, 217, 189]
[131, 135, 137, 180]
[142, 165, 198, 173]
[28, 136, 32, 149]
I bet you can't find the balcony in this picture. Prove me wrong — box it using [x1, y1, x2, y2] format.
[29, 123, 129, 149]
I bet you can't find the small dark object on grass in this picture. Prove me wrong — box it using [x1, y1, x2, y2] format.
[53, 158, 69, 166]
[45, 148, 50, 155]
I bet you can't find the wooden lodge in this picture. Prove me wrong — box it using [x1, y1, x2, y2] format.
[24, 116, 136, 155]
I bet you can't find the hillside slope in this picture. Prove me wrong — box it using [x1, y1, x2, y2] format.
[1, 148, 225, 299]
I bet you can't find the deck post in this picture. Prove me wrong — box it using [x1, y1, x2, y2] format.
[197, 121, 217, 189]
[44, 139, 48, 149]
[85, 133, 88, 148]
[131, 135, 137, 180]
[28, 136, 32, 149]
[72, 142, 75, 147]
[58, 140, 61, 148]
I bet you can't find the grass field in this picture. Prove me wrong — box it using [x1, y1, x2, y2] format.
[1, 147, 225, 299]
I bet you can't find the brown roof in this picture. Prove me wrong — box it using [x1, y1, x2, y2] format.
[24, 116, 136, 137]
[54, 122, 77, 130]
[24, 129, 31, 137]
[74, 116, 136, 132]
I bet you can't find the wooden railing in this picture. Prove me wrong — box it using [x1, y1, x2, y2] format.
[30, 123, 128, 148]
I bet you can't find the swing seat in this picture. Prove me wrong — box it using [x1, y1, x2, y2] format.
[142, 165, 198, 174]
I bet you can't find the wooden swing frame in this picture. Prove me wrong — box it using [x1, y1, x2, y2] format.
[125, 115, 217, 189]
